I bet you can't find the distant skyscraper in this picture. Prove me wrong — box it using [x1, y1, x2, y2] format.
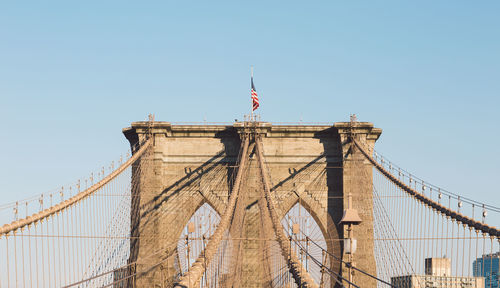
[473, 252, 500, 288]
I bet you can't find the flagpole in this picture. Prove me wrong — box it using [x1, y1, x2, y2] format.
[251, 66, 254, 121]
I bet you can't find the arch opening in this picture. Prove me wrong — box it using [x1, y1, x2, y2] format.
[176, 202, 232, 286]
[280, 202, 331, 287]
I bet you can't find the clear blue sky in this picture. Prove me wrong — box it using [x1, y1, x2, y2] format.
[1, 1, 499, 222]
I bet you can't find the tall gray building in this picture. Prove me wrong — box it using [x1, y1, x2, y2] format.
[473, 252, 500, 288]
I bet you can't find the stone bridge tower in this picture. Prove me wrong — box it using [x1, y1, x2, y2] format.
[123, 121, 381, 287]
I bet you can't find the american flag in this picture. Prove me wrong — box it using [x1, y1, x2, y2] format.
[251, 77, 259, 111]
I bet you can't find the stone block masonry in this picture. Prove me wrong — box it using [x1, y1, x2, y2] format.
[122, 121, 381, 287]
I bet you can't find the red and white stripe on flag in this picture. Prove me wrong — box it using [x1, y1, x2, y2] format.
[251, 89, 259, 111]
[251, 77, 259, 111]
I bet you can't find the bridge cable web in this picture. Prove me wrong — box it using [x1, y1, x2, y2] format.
[115, 141, 248, 286]
[264, 164, 389, 286]
[175, 131, 329, 287]
[0, 136, 153, 287]
[354, 139, 499, 236]
[3, 126, 499, 287]
[268, 152, 345, 287]
[372, 184, 421, 287]
[224, 141, 254, 286]
[254, 134, 320, 288]
[1, 125, 340, 287]
[344, 139, 422, 287]
[62, 138, 237, 286]
[254, 147, 337, 287]
[174, 134, 251, 287]
[174, 140, 252, 287]
[176, 203, 228, 286]
[255, 132, 403, 287]
[110, 151, 233, 286]
[172, 130, 324, 287]
[354, 139, 499, 287]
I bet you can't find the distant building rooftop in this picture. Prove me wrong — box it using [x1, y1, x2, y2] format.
[392, 257, 485, 288]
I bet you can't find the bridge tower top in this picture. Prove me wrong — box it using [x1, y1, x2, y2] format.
[123, 120, 382, 145]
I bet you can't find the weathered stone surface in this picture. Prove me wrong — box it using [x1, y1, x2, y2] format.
[123, 121, 381, 287]
[336, 122, 382, 287]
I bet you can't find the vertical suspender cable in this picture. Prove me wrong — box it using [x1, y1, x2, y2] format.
[450, 204, 455, 273]
[41, 221, 46, 288]
[475, 230, 479, 279]
[454, 221, 459, 276]
[21, 228, 25, 288]
[6, 235, 10, 287]
[468, 207, 474, 278]
[490, 237, 493, 287]
[411, 185, 416, 271]
[58, 212, 63, 286]
[77, 201, 82, 282]
[403, 185, 409, 268]
[46, 218, 51, 288]
[72, 205, 77, 284]
[461, 223, 465, 277]
[433, 205, 438, 257]
[430, 205, 434, 258]
[434, 194, 439, 259]
[481, 234, 485, 279]
[28, 225, 33, 288]
[14, 231, 18, 287]
[415, 198, 423, 268]
[35, 224, 39, 287]
[92, 191, 97, 279]
[63, 209, 68, 285]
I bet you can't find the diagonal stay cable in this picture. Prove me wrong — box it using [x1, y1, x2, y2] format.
[255, 134, 319, 288]
[354, 140, 500, 238]
[371, 149, 500, 212]
[63, 243, 174, 287]
[0, 138, 152, 237]
[288, 233, 353, 288]
[302, 231, 396, 287]
[174, 135, 250, 287]
[280, 221, 347, 287]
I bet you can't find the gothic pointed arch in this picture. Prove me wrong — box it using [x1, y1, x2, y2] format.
[175, 202, 233, 286]
[280, 201, 342, 287]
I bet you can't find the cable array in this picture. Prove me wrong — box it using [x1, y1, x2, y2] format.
[0, 138, 152, 287]
[1, 123, 499, 288]
[354, 139, 499, 287]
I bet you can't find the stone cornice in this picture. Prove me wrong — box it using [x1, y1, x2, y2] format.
[334, 122, 382, 141]
[123, 121, 382, 139]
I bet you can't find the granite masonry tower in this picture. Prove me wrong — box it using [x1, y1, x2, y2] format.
[123, 120, 382, 287]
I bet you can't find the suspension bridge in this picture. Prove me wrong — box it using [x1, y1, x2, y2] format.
[0, 118, 498, 287]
